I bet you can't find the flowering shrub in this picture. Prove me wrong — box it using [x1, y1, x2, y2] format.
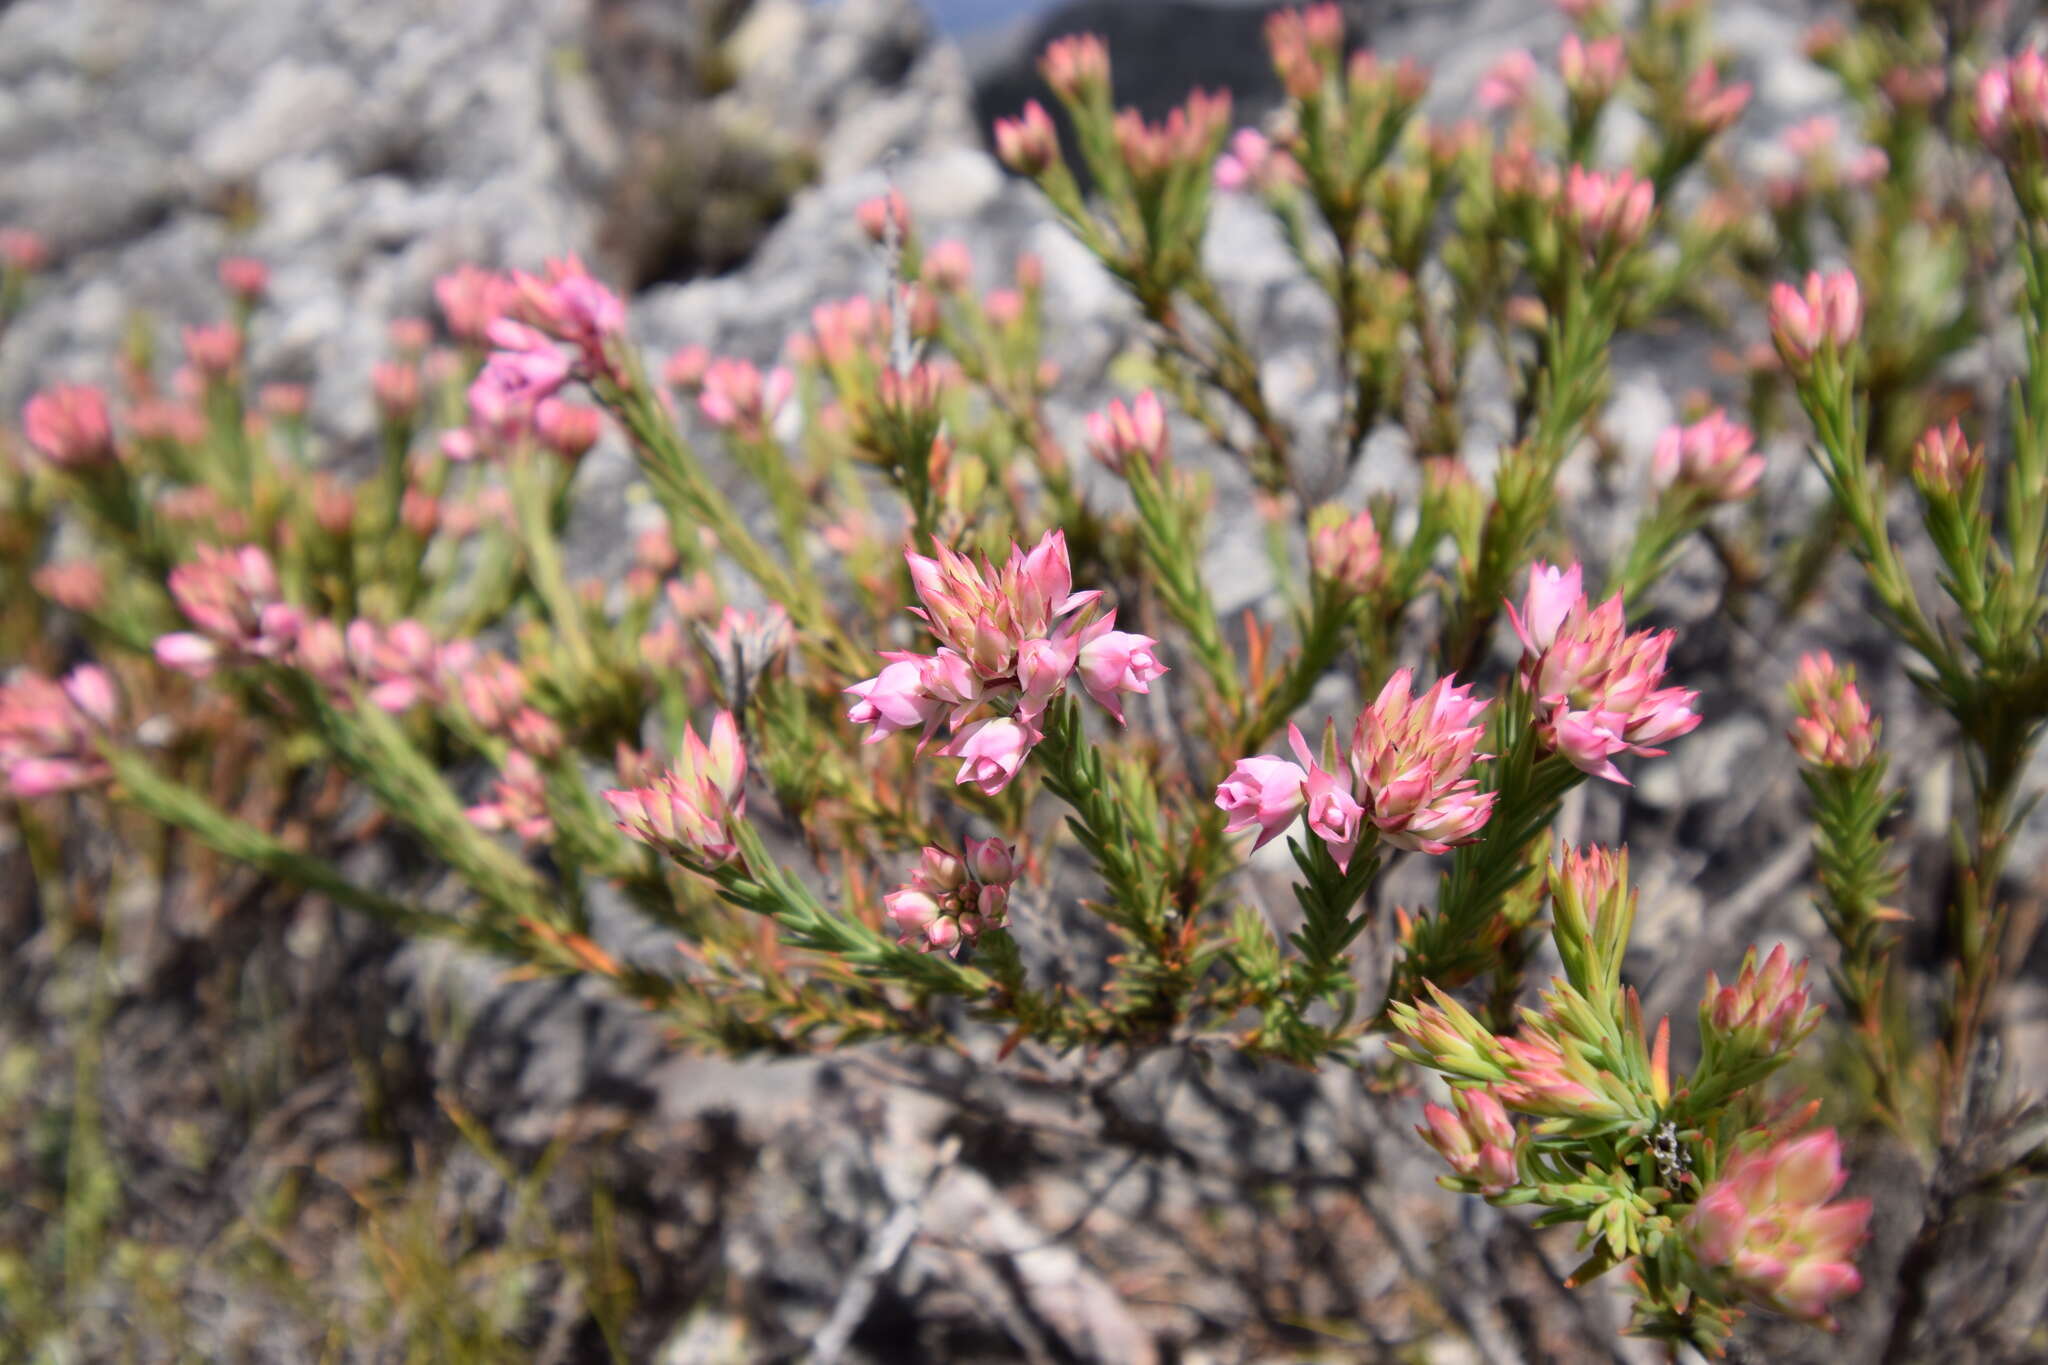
[5, 0, 2048, 1356]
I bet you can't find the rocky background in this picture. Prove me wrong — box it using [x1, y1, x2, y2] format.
[5, 0, 2048, 1360]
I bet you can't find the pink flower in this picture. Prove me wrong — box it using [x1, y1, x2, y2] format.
[1212, 128, 1301, 194]
[1508, 562, 1699, 784]
[855, 189, 910, 244]
[1493, 1026, 1628, 1120]
[1298, 745, 1367, 870]
[33, 560, 107, 613]
[1703, 944, 1818, 1054]
[1686, 1130, 1870, 1323]
[1681, 63, 1751, 136]
[510, 255, 625, 355]
[1787, 651, 1878, 769]
[1039, 33, 1110, 101]
[1975, 49, 2048, 152]
[1346, 669, 1496, 854]
[1084, 391, 1169, 474]
[466, 750, 554, 843]
[0, 665, 118, 797]
[994, 100, 1060, 176]
[22, 385, 115, 468]
[435, 265, 515, 346]
[904, 530, 1097, 682]
[218, 256, 269, 304]
[1559, 34, 1623, 106]
[603, 711, 747, 864]
[1073, 616, 1167, 724]
[1477, 50, 1538, 113]
[534, 398, 602, 460]
[0, 228, 48, 273]
[181, 324, 243, 380]
[160, 545, 302, 675]
[944, 716, 1040, 796]
[697, 359, 793, 437]
[1562, 164, 1654, 254]
[1769, 269, 1862, 369]
[1417, 1089, 1519, 1195]
[844, 657, 949, 746]
[1308, 506, 1384, 593]
[1652, 409, 1763, 501]
[1215, 755, 1308, 850]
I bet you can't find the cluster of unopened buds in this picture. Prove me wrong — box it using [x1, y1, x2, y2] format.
[437, 256, 623, 459]
[605, 711, 747, 866]
[884, 840, 1019, 955]
[844, 531, 1165, 795]
[0, 665, 119, 798]
[466, 751, 553, 844]
[154, 545, 304, 677]
[1561, 164, 1654, 256]
[1509, 562, 1700, 784]
[1787, 652, 1877, 769]
[22, 383, 116, 468]
[1216, 667, 1495, 866]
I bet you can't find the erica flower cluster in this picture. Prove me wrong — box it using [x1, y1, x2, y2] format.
[440, 256, 622, 461]
[1653, 410, 1762, 503]
[154, 545, 303, 676]
[0, 665, 118, 798]
[1787, 652, 1877, 770]
[1686, 1130, 1871, 1323]
[1216, 667, 1495, 867]
[884, 840, 1019, 954]
[844, 531, 1165, 795]
[1508, 562, 1699, 784]
[604, 711, 747, 865]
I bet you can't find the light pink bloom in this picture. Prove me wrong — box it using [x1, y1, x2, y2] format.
[1769, 270, 1862, 369]
[1686, 1129, 1870, 1323]
[0, 666, 117, 797]
[844, 658, 948, 746]
[1559, 34, 1623, 106]
[33, 560, 107, 613]
[1264, 5, 1343, 100]
[1073, 616, 1167, 724]
[1308, 506, 1384, 593]
[1347, 669, 1496, 855]
[160, 545, 301, 675]
[510, 255, 625, 355]
[535, 398, 602, 460]
[1562, 164, 1654, 254]
[1039, 33, 1111, 101]
[1212, 128, 1301, 194]
[181, 324, 242, 380]
[1652, 409, 1762, 501]
[1215, 755, 1308, 850]
[1477, 50, 1538, 113]
[1085, 391, 1169, 474]
[1493, 1027, 1628, 1120]
[0, 228, 48, 273]
[372, 362, 422, 422]
[435, 265, 515, 346]
[22, 385, 115, 468]
[1681, 63, 1751, 136]
[1787, 651, 1878, 769]
[697, 359, 793, 437]
[604, 711, 747, 864]
[944, 715, 1040, 796]
[1418, 1089, 1519, 1194]
[1975, 49, 2048, 151]
[1297, 741, 1368, 870]
[466, 750, 554, 844]
[218, 256, 269, 303]
[1508, 562, 1700, 784]
[1703, 944, 1818, 1053]
[993, 100, 1060, 176]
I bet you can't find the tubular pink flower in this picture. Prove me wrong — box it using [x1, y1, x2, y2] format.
[944, 716, 1040, 796]
[1653, 410, 1762, 502]
[1039, 33, 1110, 101]
[1562, 165, 1653, 254]
[994, 100, 1060, 175]
[1506, 560, 1581, 656]
[1215, 755, 1309, 850]
[510, 254, 625, 355]
[698, 359, 792, 437]
[218, 256, 269, 303]
[1308, 506, 1384, 594]
[1559, 34, 1623, 105]
[182, 323, 243, 380]
[1477, 50, 1537, 112]
[23, 385, 115, 468]
[435, 265, 515, 346]
[1493, 1028, 1628, 1120]
[1703, 944, 1819, 1053]
[1686, 1129, 1870, 1323]
[844, 658, 947, 746]
[1073, 617, 1167, 724]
